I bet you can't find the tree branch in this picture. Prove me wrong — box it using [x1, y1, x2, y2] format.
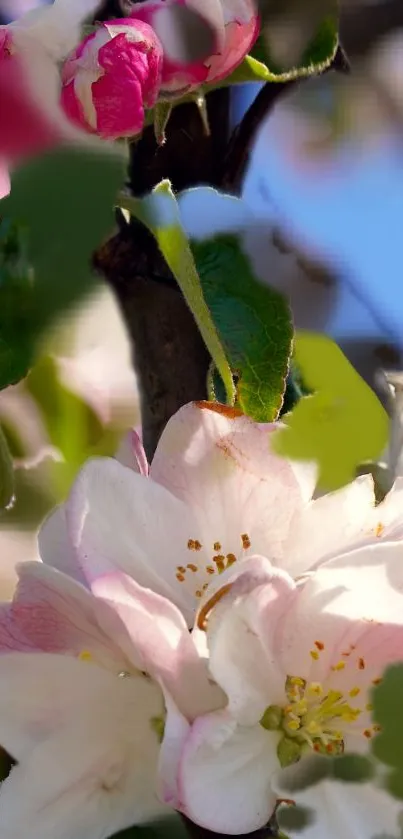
[96, 88, 230, 459]
[222, 43, 349, 193]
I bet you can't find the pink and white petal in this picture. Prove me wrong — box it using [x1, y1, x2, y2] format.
[12, 0, 104, 60]
[151, 402, 306, 564]
[179, 710, 278, 834]
[365, 477, 403, 543]
[0, 562, 131, 672]
[38, 505, 87, 586]
[0, 160, 10, 199]
[0, 672, 168, 839]
[66, 457, 199, 618]
[115, 429, 149, 475]
[283, 474, 376, 577]
[276, 543, 403, 707]
[91, 570, 225, 720]
[287, 457, 317, 504]
[159, 692, 190, 808]
[273, 774, 402, 839]
[0, 652, 128, 760]
[205, 15, 259, 83]
[205, 558, 296, 724]
[0, 44, 60, 160]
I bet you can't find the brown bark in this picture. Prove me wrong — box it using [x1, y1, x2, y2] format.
[96, 88, 230, 459]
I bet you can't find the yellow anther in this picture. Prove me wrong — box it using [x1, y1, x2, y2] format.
[306, 720, 321, 735]
[307, 682, 323, 697]
[293, 700, 308, 716]
[78, 650, 93, 663]
[331, 661, 346, 671]
[310, 650, 319, 660]
[286, 719, 301, 732]
[349, 687, 360, 697]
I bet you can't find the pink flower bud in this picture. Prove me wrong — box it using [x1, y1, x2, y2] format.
[133, 0, 259, 93]
[207, 0, 259, 84]
[61, 19, 163, 140]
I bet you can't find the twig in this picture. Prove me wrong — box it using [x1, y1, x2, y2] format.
[222, 43, 350, 192]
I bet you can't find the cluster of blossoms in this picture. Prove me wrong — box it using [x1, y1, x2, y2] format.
[0, 0, 258, 197]
[0, 400, 403, 838]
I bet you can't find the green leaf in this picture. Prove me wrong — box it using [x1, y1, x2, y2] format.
[0, 219, 35, 389]
[120, 181, 235, 405]
[385, 770, 403, 802]
[192, 235, 293, 421]
[0, 424, 14, 510]
[26, 356, 119, 496]
[224, 16, 338, 86]
[372, 664, 403, 771]
[279, 755, 331, 792]
[277, 805, 315, 832]
[153, 101, 173, 145]
[271, 332, 389, 490]
[0, 146, 125, 391]
[332, 754, 375, 783]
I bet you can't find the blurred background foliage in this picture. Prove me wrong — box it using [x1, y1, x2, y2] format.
[0, 278, 139, 592]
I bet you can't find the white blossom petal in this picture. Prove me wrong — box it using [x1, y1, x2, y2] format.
[273, 774, 402, 839]
[179, 710, 278, 834]
[38, 505, 87, 586]
[0, 562, 134, 674]
[66, 457, 199, 620]
[276, 542, 403, 727]
[90, 570, 224, 719]
[204, 557, 295, 724]
[283, 474, 376, 577]
[151, 402, 307, 567]
[0, 669, 168, 839]
[0, 652, 140, 759]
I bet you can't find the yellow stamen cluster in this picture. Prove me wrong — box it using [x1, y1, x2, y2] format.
[282, 675, 361, 754]
[175, 532, 252, 597]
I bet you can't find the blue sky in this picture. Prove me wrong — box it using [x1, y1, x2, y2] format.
[234, 83, 403, 353]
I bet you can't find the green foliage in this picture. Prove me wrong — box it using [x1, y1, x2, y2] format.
[121, 181, 235, 405]
[372, 664, 403, 800]
[0, 146, 125, 391]
[192, 235, 293, 422]
[277, 804, 314, 832]
[26, 356, 119, 497]
[280, 755, 331, 792]
[332, 754, 375, 783]
[272, 332, 389, 490]
[153, 102, 173, 145]
[224, 16, 338, 85]
[0, 424, 14, 510]
[0, 219, 35, 389]
[0, 460, 56, 529]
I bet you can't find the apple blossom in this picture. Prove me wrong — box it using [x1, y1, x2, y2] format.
[39, 401, 403, 627]
[133, 0, 259, 93]
[177, 547, 403, 834]
[61, 19, 163, 140]
[0, 559, 223, 838]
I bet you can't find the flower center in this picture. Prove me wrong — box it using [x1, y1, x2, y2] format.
[175, 533, 252, 599]
[261, 675, 365, 768]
